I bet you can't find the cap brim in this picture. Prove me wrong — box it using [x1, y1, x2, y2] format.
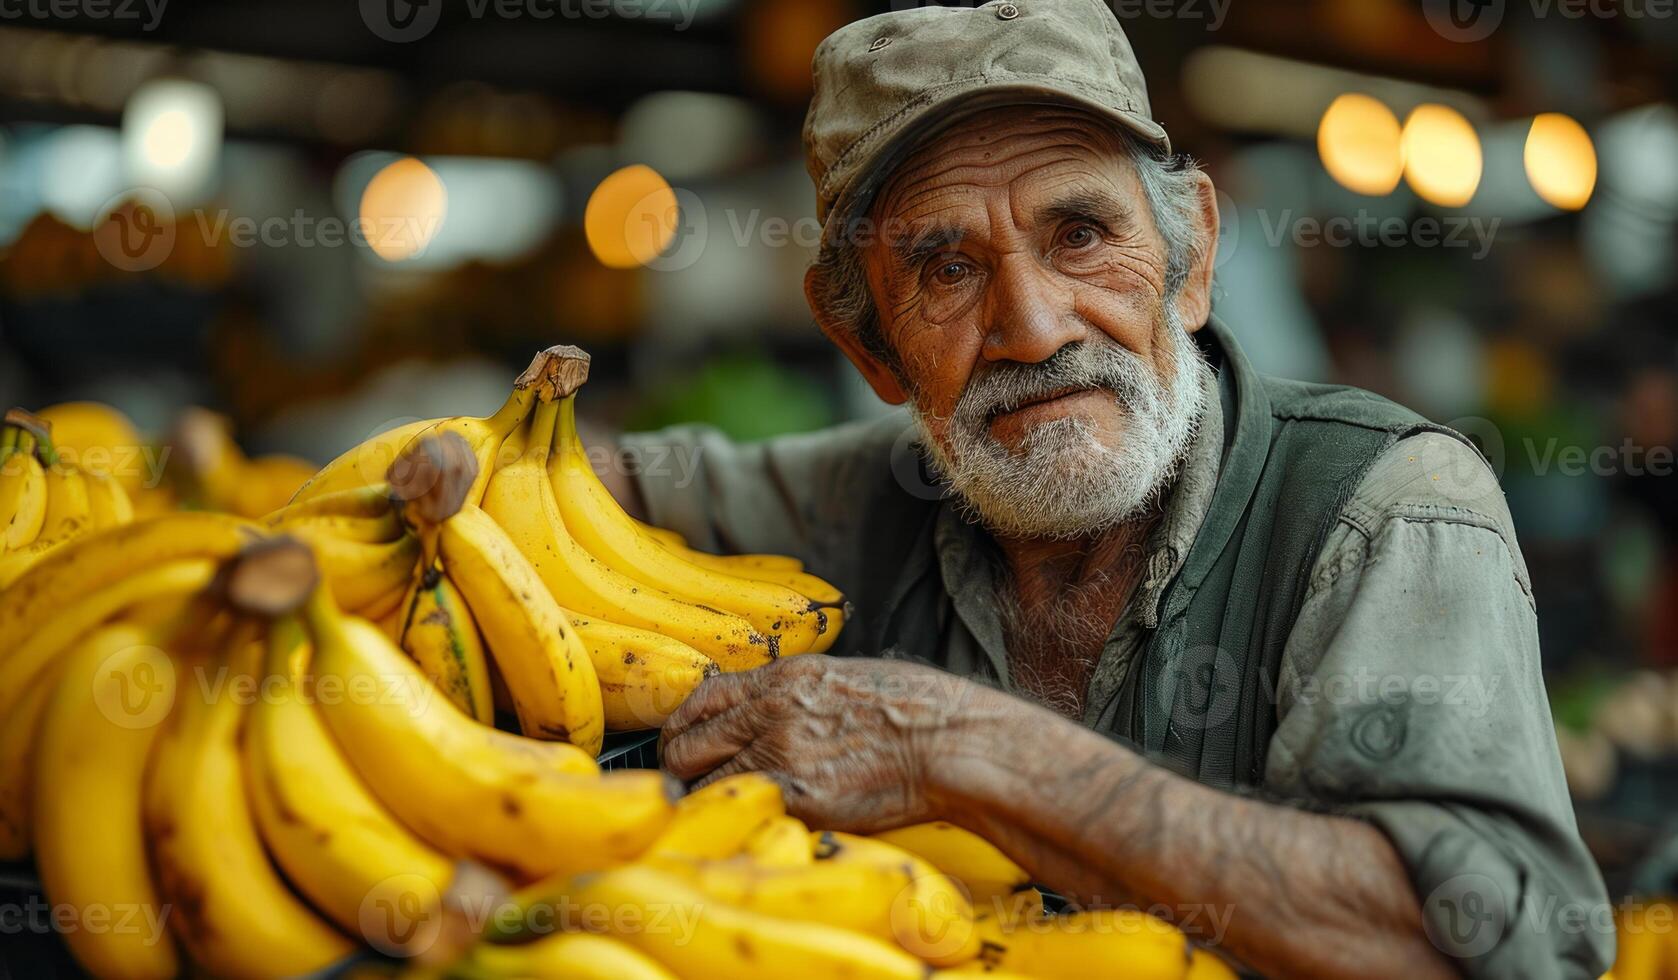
[819, 82, 1171, 246]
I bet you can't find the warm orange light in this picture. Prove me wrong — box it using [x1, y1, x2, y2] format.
[584, 164, 678, 270]
[1317, 93, 1405, 196]
[1524, 113, 1596, 211]
[1401, 104, 1482, 208]
[359, 157, 447, 262]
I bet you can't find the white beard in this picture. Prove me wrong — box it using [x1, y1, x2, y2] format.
[912, 308, 1211, 540]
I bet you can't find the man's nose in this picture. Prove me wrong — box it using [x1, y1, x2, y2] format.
[981, 254, 1082, 364]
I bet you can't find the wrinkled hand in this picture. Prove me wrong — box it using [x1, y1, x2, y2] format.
[659, 656, 994, 833]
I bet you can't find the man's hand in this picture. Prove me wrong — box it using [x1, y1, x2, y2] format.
[658, 655, 997, 833]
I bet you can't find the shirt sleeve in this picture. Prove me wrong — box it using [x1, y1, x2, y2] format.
[1264, 432, 1613, 979]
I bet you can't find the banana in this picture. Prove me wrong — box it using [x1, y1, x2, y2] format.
[292, 346, 568, 506]
[144, 624, 356, 978]
[484, 400, 775, 671]
[395, 563, 495, 724]
[245, 617, 454, 938]
[812, 830, 982, 966]
[463, 932, 678, 980]
[33, 622, 180, 980]
[280, 572, 674, 882]
[0, 663, 63, 859]
[266, 482, 396, 523]
[873, 821, 1033, 904]
[0, 558, 222, 768]
[0, 535, 65, 590]
[439, 505, 603, 751]
[550, 394, 842, 656]
[0, 431, 48, 552]
[0, 511, 259, 662]
[235, 454, 318, 518]
[38, 453, 92, 542]
[84, 469, 135, 530]
[971, 904, 1192, 980]
[1186, 948, 1238, 980]
[642, 773, 786, 863]
[567, 612, 715, 731]
[741, 814, 814, 868]
[562, 864, 931, 980]
[268, 509, 403, 544]
[282, 521, 422, 613]
[37, 400, 148, 498]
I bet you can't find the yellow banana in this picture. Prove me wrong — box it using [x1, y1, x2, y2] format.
[283, 522, 422, 613]
[0, 511, 258, 663]
[563, 864, 930, 980]
[266, 482, 395, 523]
[873, 821, 1032, 904]
[0, 431, 48, 552]
[0, 535, 65, 590]
[283, 575, 674, 881]
[268, 509, 403, 544]
[233, 453, 318, 518]
[33, 622, 180, 980]
[483, 400, 774, 670]
[294, 346, 566, 506]
[812, 830, 982, 966]
[246, 617, 454, 938]
[642, 773, 785, 862]
[1614, 902, 1667, 980]
[144, 626, 356, 978]
[439, 504, 603, 751]
[0, 663, 63, 858]
[84, 469, 135, 530]
[396, 563, 495, 724]
[567, 611, 715, 731]
[1186, 948, 1238, 980]
[290, 418, 440, 503]
[550, 394, 843, 656]
[0, 558, 221, 766]
[971, 904, 1191, 980]
[741, 814, 814, 868]
[465, 932, 678, 980]
[38, 455, 92, 541]
[37, 400, 148, 498]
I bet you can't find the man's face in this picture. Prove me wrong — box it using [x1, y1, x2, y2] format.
[856, 106, 1212, 539]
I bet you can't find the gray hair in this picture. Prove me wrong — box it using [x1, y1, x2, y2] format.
[809, 132, 1209, 366]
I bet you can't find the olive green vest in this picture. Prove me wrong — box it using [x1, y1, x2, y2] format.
[850, 316, 1466, 792]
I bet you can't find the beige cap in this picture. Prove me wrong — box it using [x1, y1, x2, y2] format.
[802, 0, 1171, 243]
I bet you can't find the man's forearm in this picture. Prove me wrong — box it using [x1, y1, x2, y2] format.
[924, 694, 1458, 979]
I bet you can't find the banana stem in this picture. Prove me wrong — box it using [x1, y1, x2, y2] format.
[0, 426, 15, 458]
[4, 409, 55, 467]
[529, 400, 561, 463]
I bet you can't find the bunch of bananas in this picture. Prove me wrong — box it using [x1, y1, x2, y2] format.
[265, 344, 849, 738]
[0, 408, 137, 589]
[425, 780, 1236, 980]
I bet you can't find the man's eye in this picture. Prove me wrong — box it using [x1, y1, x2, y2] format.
[932, 261, 970, 285]
[1062, 225, 1098, 249]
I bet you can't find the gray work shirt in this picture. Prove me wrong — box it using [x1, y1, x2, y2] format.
[626, 367, 1612, 979]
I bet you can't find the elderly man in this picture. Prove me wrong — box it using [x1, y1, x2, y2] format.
[609, 1, 1611, 976]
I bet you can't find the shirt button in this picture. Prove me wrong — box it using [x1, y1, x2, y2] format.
[997, 2, 1020, 19]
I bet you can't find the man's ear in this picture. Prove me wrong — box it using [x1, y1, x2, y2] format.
[1173, 170, 1220, 334]
[804, 264, 910, 406]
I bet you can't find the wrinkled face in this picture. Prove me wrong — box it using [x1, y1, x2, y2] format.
[851, 106, 1215, 538]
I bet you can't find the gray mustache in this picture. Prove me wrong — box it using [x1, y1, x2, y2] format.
[956, 343, 1162, 424]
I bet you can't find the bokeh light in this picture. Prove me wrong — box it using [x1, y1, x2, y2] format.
[584, 164, 678, 270]
[1317, 93, 1405, 196]
[121, 78, 223, 205]
[1401, 104, 1482, 207]
[1525, 113, 1597, 211]
[358, 157, 447, 262]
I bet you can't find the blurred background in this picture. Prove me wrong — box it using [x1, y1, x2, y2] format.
[1, 0, 1676, 894]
